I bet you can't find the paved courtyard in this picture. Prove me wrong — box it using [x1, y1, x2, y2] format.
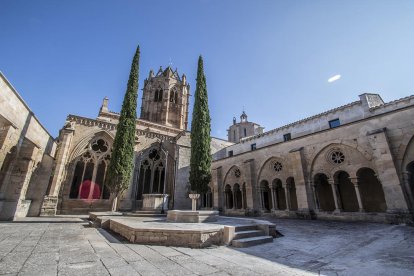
[0, 216, 413, 276]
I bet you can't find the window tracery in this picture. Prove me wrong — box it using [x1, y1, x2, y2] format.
[69, 138, 111, 200]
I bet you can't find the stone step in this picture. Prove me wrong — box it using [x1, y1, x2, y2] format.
[128, 213, 166, 217]
[231, 236, 273, 248]
[127, 211, 167, 217]
[134, 210, 164, 214]
[234, 225, 258, 232]
[233, 230, 265, 240]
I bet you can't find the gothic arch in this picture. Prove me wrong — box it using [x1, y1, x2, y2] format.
[310, 143, 375, 180]
[135, 144, 168, 199]
[401, 135, 414, 210]
[223, 165, 243, 188]
[68, 136, 112, 199]
[257, 156, 289, 185]
[401, 135, 414, 172]
[69, 130, 114, 162]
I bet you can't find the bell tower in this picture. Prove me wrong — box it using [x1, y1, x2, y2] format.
[227, 110, 264, 142]
[140, 66, 190, 130]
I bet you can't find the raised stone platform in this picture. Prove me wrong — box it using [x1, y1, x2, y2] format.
[89, 212, 277, 248]
[167, 210, 219, 223]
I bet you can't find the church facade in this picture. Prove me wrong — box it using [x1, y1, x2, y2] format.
[211, 94, 414, 223]
[39, 67, 231, 215]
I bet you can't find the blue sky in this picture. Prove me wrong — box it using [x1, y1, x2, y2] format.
[1, 0, 414, 138]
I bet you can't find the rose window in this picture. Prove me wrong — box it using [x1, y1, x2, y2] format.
[234, 168, 241, 178]
[330, 151, 345, 164]
[273, 161, 283, 172]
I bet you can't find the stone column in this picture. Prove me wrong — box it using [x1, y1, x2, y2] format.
[288, 149, 311, 213]
[212, 166, 222, 210]
[350, 177, 364, 212]
[367, 128, 409, 212]
[310, 182, 320, 212]
[232, 189, 236, 210]
[243, 159, 258, 210]
[48, 126, 74, 197]
[402, 172, 414, 210]
[328, 179, 341, 212]
[270, 186, 276, 211]
[241, 187, 246, 209]
[284, 184, 291, 210]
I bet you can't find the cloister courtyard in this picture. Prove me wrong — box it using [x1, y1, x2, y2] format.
[0, 216, 412, 276]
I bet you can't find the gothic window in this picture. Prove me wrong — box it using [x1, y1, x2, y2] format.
[136, 149, 167, 199]
[69, 138, 111, 200]
[244, 128, 247, 137]
[283, 133, 291, 142]
[251, 143, 256, 151]
[154, 89, 163, 102]
[170, 89, 178, 103]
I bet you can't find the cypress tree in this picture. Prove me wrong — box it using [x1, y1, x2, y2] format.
[189, 56, 211, 194]
[106, 46, 140, 211]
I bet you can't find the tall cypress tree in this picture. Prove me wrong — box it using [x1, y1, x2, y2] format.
[189, 56, 211, 194]
[106, 46, 140, 211]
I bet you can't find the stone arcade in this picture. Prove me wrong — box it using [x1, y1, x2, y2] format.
[212, 94, 414, 223]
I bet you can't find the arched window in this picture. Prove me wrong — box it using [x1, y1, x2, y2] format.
[136, 149, 167, 197]
[154, 89, 163, 102]
[170, 89, 178, 103]
[69, 139, 111, 200]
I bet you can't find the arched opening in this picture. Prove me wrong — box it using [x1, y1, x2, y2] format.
[260, 180, 272, 211]
[334, 171, 358, 212]
[201, 187, 213, 208]
[225, 184, 233, 209]
[273, 179, 286, 210]
[69, 160, 84, 199]
[69, 138, 111, 200]
[79, 161, 94, 199]
[287, 177, 298, 211]
[314, 173, 335, 211]
[170, 89, 178, 103]
[233, 184, 242, 209]
[357, 168, 387, 212]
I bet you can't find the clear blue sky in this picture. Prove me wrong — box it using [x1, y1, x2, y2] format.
[1, 0, 414, 139]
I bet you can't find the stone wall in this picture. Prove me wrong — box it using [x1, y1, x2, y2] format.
[0, 72, 56, 220]
[212, 94, 414, 223]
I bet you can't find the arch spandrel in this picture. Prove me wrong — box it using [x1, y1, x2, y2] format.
[257, 156, 290, 185]
[68, 130, 114, 162]
[223, 165, 243, 188]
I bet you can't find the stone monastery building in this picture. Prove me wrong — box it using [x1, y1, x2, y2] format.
[0, 68, 414, 223]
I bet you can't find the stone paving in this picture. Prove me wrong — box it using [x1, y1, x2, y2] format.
[0, 216, 413, 275]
